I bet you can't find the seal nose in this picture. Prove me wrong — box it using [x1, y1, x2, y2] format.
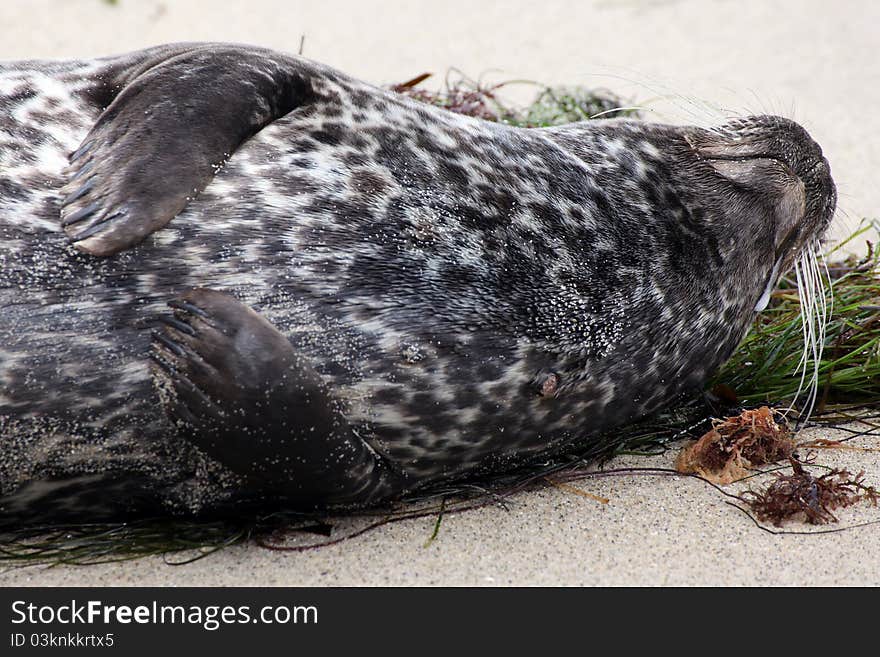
[808, 156, 837, 220]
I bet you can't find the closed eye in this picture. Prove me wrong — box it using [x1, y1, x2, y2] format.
[700, 152, 796, 178]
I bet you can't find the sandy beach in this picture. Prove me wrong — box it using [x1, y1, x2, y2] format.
[2, 420, 878, 587]
[0, 0, 878, 586]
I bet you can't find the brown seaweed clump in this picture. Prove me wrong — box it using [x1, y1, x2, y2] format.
[389, 72, 507, 122]
[741, 459, 879, 526]
[388, 72, 639, 127]
[675, 406, 794, 484]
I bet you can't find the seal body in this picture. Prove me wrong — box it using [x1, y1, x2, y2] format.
[0, 44, 836, 520]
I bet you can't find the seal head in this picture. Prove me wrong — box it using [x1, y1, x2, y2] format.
[686, 115, 836, 309]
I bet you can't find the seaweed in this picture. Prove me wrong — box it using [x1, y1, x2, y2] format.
[389, 70, 640, 126]
[714, 221, 880, 407]
[675, 407, 794, 484]
[740, 458, 879, 526]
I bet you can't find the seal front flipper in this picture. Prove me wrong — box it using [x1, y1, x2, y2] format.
[61, 45, 316, 256]
[150, 288, 403, 507]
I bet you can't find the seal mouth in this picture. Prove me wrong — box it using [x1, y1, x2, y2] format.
[755, 225, 802, 313]
[772, 222, 804, 270]
[754, 257, 782, 312]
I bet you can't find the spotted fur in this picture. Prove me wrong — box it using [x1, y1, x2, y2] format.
[0, 44, 836, 520]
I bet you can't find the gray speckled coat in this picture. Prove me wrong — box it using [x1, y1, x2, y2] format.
[0, 44, 835, 520]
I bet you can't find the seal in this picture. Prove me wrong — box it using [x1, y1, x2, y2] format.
[0, 43, 836, 522]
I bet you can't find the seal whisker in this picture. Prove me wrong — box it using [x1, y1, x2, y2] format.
[785, 243, 830, 426]
[802, 253, 821, 420]
[588, 105, 650, 119]
[584, 69, 722, 129]
[784, 259, 812, 419]
[808, 246, 829, 419]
